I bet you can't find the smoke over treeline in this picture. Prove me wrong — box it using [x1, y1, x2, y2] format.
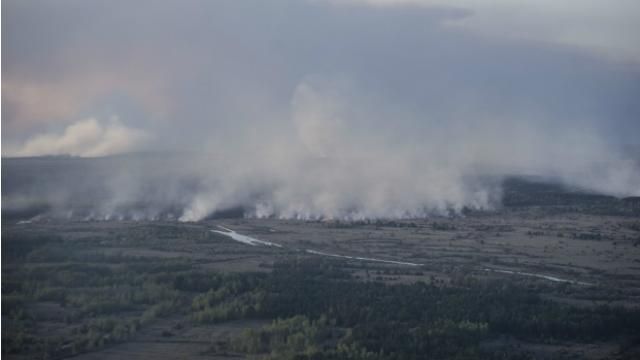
[5, 76, 640, 221]
[2, 121, 639, 222]
[2, 1, 640, 221]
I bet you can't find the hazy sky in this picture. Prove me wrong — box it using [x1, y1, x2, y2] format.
[3, 0, 639, 155]
[2, 1, 640, 220]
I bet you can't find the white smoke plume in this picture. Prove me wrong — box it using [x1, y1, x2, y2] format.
[2, 1, 639, 222]
[170, 77, 639, 221]
[6, 118, 149, 158]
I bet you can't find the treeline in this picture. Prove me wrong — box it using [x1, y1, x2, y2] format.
[1, 232, 62, 261]
[191, 260, 640, 359]
[2, 248, 193, 359]
[502, 177, 640, 216]
[326, 220, 420, 229]
[4, 234, 640, 359]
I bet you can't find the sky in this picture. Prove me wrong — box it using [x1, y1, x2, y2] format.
[2, 0, 640, 220]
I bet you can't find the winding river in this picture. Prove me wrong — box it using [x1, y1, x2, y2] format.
[210, 226, 593, 286]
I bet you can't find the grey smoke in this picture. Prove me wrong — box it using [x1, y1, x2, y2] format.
[2, 0, 639, 221]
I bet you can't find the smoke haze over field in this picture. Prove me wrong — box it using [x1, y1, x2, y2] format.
[2, 0, 640, 220]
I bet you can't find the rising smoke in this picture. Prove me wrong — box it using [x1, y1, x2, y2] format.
[4, 76, 639, 221]
[2, 0, 640, 221]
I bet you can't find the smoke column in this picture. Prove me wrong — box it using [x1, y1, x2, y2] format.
[2, 1, 640, 221]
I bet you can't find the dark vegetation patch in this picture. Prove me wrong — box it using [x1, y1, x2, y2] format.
[3, 226, 640, 360]
[502, 177, 640, 216]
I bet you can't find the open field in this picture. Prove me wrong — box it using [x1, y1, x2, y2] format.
[3, 178, 640, 359]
